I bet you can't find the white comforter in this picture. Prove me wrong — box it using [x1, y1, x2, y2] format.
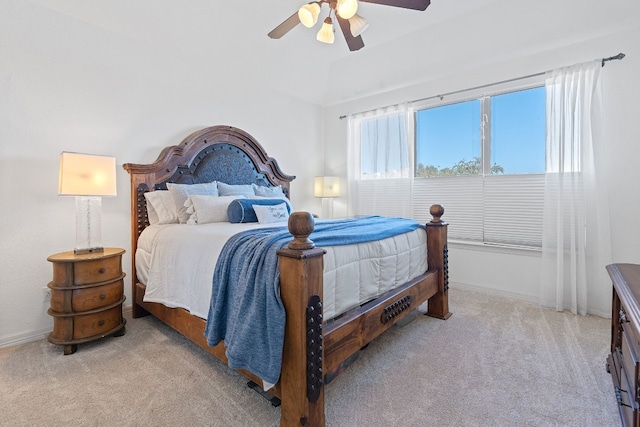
[136, 220, 428, 321]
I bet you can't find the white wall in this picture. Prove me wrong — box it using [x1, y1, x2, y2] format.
[3, 0, 639, 347]
[0, 2, 325, 347]
[323, 21, 640, 318]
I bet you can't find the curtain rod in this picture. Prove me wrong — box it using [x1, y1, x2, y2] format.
[338, 52, 626, 120]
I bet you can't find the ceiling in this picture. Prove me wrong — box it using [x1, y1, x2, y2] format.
[256, 0, 500, 59]
[26, 0, 639, 106]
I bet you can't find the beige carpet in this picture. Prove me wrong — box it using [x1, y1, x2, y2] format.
[0, 288, 620, 427]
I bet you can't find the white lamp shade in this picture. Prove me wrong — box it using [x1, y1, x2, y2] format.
[316, 18, 335, 44]
[314, 176, 341, 198]
[348, 14, 369, 37]
[298, 3, 321, 28]
[59, 152, 117, 196]
[337, 0, 358, 19]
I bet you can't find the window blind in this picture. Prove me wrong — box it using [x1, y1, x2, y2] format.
[355, 174, 545, 248]
[354, 178, 413, 218]
[483, 174, 545, 247]
[412, 176, 484, 242]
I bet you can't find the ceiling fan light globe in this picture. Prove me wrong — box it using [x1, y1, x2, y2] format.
[298, 3, 321, 28]
[316, 18, 335, 44]
[337, 0, 358, 19]
[348, 13, 369, 37]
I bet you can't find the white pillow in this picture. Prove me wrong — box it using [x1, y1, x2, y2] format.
[167, 182, 218, 223]
[217, 182, 255, 197]
[185, 195, 245, 224]
[253, 203, 290, 224]
[252, 183, 286, 198]
[144, 190, 178, 224]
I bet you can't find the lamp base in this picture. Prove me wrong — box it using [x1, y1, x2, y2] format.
[322, 197, 335, 219]
[74, 247, 105, 255]
[75, 196, 104, 254]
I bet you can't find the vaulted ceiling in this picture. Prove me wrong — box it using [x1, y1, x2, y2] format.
[27, 0, 639, 106]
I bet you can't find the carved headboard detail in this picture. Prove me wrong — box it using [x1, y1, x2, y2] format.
[154, 143, 289, 190]
[123, 125, 295, 261]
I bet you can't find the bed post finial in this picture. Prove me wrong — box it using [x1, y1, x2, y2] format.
[426, 204, 451, 320]
[429, 204, 445, 223]
[287, 212, 316, 250]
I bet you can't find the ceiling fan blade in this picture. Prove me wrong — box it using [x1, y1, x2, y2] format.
[268, 11, 300, 39]
[337, 16, 365, 51]
[359, 0, 430, 11]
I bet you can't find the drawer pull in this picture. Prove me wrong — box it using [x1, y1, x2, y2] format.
[99, 268, 106, 274]
[100, 294, 106, 300]
[98, 320, 105, 326]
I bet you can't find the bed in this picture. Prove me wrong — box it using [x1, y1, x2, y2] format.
[123, 125, 451, 427]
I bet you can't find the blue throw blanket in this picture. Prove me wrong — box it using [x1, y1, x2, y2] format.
[204, 216, 422, 386]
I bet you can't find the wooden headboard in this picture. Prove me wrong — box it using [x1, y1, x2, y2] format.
[123, 125, 295, 262]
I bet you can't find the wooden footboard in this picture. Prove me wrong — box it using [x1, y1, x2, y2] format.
[275, 206, 449, 427]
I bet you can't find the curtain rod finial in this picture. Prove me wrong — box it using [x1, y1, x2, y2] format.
[602, 52, 626, 67]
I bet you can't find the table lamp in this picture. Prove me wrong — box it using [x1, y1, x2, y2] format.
[58, 152, 117, 254]
[314, 176, 341, 218]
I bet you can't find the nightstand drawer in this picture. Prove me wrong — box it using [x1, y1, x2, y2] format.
[49, 277, 124, 312]
[73, 279, 124, 311]
[50, 303, 124, 341]
[51, 254, 123, 286]
[72, 305, 123, 339]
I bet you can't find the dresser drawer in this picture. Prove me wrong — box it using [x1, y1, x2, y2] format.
[620, 367, 636, 427]
[622, 323, 640, 404]
[608, 264, 640, 427]
[50, 278, 124, 313]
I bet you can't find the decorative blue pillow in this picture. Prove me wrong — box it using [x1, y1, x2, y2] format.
[227, 198, 292, 223]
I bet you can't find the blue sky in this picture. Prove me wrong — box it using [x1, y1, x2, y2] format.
[415, 87, 546, 174]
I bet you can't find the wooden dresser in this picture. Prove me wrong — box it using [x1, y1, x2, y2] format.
[607, 263, 640, 426]
[47, 248, 126, 355]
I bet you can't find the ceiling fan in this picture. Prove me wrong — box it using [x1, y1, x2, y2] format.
[268, 0, 431, 51]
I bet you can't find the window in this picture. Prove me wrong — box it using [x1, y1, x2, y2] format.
[350, 84, 547, 248]
[415, 87, 545, 177]
[414, 86, 546, 247]
[349, 106, 414, 218]
[489, 88, 546, 174]
[416, 100, 481, 176]
[360, 112, 409, 179]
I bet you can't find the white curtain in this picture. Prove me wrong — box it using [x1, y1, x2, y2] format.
[539, 60, 612, 316]
[346, 104, 414, 218]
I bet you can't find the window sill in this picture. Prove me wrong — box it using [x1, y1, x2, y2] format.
[448, 239, 541, 257]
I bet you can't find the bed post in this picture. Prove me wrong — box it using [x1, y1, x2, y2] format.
[425, 204, 452, 320]
[277, 212, 327, 427]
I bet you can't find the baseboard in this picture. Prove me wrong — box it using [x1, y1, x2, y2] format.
[0, 327, 50, 350]
[449, 281, 539, 305]
[450, 282, 611, 319]
[0, 304, 134, 351]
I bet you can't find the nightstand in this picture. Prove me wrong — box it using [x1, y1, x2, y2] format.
[46, 248, 126, 355]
